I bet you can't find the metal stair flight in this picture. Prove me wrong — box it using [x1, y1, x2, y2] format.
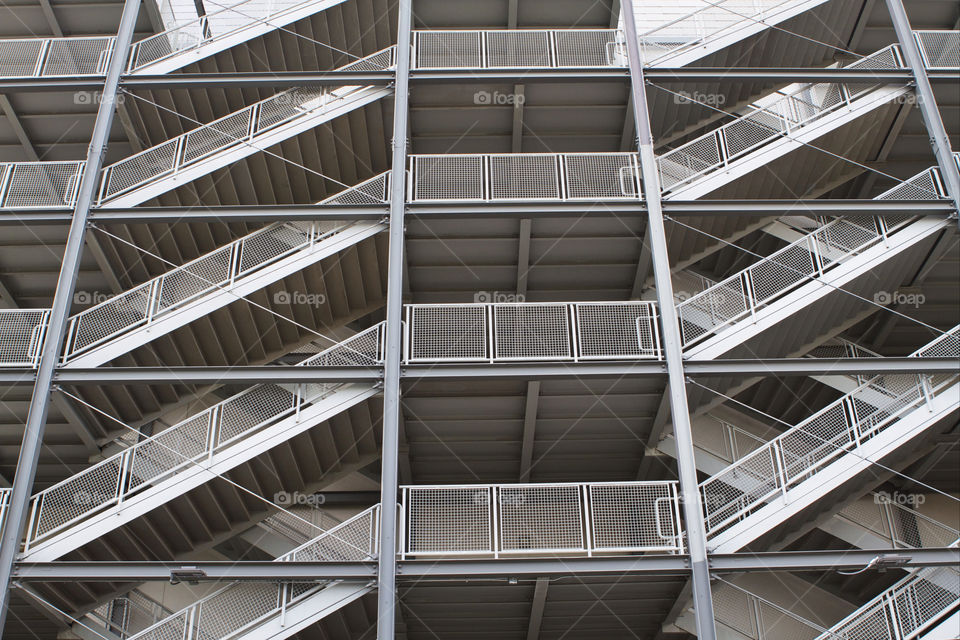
[699, 327, 960, 554]
[99, 46, 395, 209]
[620, 0, 836, 67]
[20, 324, 386, 562]
[60, 217, 386, 368]
[117, 506, 378, 640]
[127, 0, 353, 75]
[675, 161, 953, 360]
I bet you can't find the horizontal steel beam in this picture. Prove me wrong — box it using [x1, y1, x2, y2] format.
[0, 358, 947, 385]
[0, 67, 955, 92]
[1, 200, 951, 225]
[13, 547, 958, 581]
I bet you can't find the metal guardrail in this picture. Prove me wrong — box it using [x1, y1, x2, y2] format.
[408, 153, 642, 202]
[656, 44, 905, 193]
[0, 310, 50, 367]
[835, 494, 960, 550]
[412, 29, 623, 69]
[700, 326, 960, 539]
[0, 36, 114, 78]
[676, 162, 944, 347]
[127, 506, 378, 640]
[61, 221, 351, 363]
[25, 325, 384, 551]
[0, 161, 85, 209]
[404, 301, 662, 363]
[915, 30, 960, 69]
[401, 482, 684, 559]
[817, 561, 960, 640]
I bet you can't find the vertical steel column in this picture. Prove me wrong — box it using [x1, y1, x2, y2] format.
[618, 2, 718, 638]
[377, 0, 412, 638]
[884, 0, 960, 220]
[0, 0, 142, 628]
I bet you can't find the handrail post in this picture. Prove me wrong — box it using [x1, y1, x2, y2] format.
[0, 0, 142, 626]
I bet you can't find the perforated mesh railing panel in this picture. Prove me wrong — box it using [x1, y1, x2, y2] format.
[493, 304, 572, 360]
[300, 323, 384, 367]
[486, 31, 552, 67]
[0, 39, 45, 77]
[554, 30, 619, 67]
[575, 302, 659, 359]
[0, 310, 48, 366]
[216, 385, 295, 446]
[100, 138, 180, 200]
[916, 31, 960, 68]
[564, 153, 638, 199]
[285, 505, 379, 562]
[414, 31, 482, 68]
[589, 483, 678, 550]
[1, 162, 84, 208]
[411, 155, 485, 201]
[403, 482, 682, 557]
[154, 246, 233, 312]
[406, 305, 488, 361]
[68, 282, 153, 356]
[30, 456, 126, 539]
[320, 172, 390, 205]
[405, 486, 492, 554]
[489, 154, 560, 200]
[499, 485, 584, 552]
[42, 38, 113, 75]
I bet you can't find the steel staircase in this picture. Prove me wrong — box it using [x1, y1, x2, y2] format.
[100, 47, 394, 208]
[60, 219, 386, 368]
[675, 162, 952, 360]
[658, 44, 911, 200]
[20, 324, 385, 562]
[127, 0, 352, 75]
[620, 0, 835, 67]
[117, 506, 377, 640]
[698, 327, 960, 553]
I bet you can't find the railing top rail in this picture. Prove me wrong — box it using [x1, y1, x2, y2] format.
[403, 480, 677, 490]
[0, 308, 50, 314]
[410, 152, 639, 159]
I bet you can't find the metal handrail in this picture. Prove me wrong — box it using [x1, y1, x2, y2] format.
[412, 29, 624, 69]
